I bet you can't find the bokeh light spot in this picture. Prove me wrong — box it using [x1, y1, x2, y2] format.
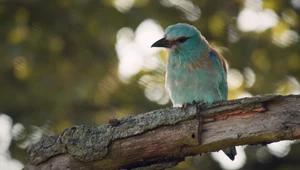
[9, 27, 29, 44]
[115, 19, 164, 82]
[49, 37, 65, 52]
[228, 68, 244, 90]
[209, 13, 225, 37]
[160, 0, 201, 21]
[237, 0, 278, 32]
[251, 49, 271, 73]
[291, 0, 300, 9]
[211, 146, 246, 170]
[267, 141, 295, 158]
[244, 67, 256, 88]
[276, 76, 300, 94]
[287, 53, 300, 70]
[12, 123, 26, 141]
[0, 114, 24, 170]
[114, 0, 136, 13]
[272, 29, 299, 47]
[13, 56, 30, 80]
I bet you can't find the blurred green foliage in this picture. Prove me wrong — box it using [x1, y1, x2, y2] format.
[1, 0, 300, 169]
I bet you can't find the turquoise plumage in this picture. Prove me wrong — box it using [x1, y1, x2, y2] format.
[151, 23, 236, 160]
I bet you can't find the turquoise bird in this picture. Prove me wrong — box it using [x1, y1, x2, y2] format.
[151, 23, 237, 160]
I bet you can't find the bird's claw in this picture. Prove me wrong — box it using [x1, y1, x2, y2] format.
[197, 102, 204, 107]
[181, 103, 189, 111]
[181, 101, 203, 111]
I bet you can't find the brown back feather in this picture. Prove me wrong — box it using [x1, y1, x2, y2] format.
[210, 48, 227, 74]
[200, 35, 227, 74]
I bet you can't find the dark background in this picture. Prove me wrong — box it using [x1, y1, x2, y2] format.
[1, 0, 300, 169]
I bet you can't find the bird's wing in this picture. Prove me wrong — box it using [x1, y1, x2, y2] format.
[209, 48, 228, 100]
[200, 35, 227, 73]
[209, 48, 227, 74]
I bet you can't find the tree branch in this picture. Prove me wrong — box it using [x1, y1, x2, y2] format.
[23, 94, 300, 170]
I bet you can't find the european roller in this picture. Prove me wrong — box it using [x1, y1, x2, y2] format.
[151, 23, 237, 160]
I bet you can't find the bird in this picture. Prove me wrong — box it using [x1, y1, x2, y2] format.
[151, 23, 237, 160]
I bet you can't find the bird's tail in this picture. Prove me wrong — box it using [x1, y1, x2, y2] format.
[222, 147, 237, 161]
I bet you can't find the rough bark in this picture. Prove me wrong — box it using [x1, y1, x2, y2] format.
[23, 94, 300, 170]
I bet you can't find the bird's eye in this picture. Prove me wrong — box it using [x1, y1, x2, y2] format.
[177, 37, 189, 43]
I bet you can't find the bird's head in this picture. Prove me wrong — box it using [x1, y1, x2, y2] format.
[151, 23, 202, 54]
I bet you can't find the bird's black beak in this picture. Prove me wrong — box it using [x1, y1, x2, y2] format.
[151, 38, 171, 48]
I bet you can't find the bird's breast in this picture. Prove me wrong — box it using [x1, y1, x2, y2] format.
[165, 60, 222, 105]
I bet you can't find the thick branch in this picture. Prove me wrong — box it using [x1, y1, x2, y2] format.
[23, 95, 300, 170]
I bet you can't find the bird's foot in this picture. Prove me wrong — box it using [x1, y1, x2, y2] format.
[196, 102, 204, 108]
[181, 101, 202, 111]
[181, 103, 190, 111]
[196, 102, 204, 145]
